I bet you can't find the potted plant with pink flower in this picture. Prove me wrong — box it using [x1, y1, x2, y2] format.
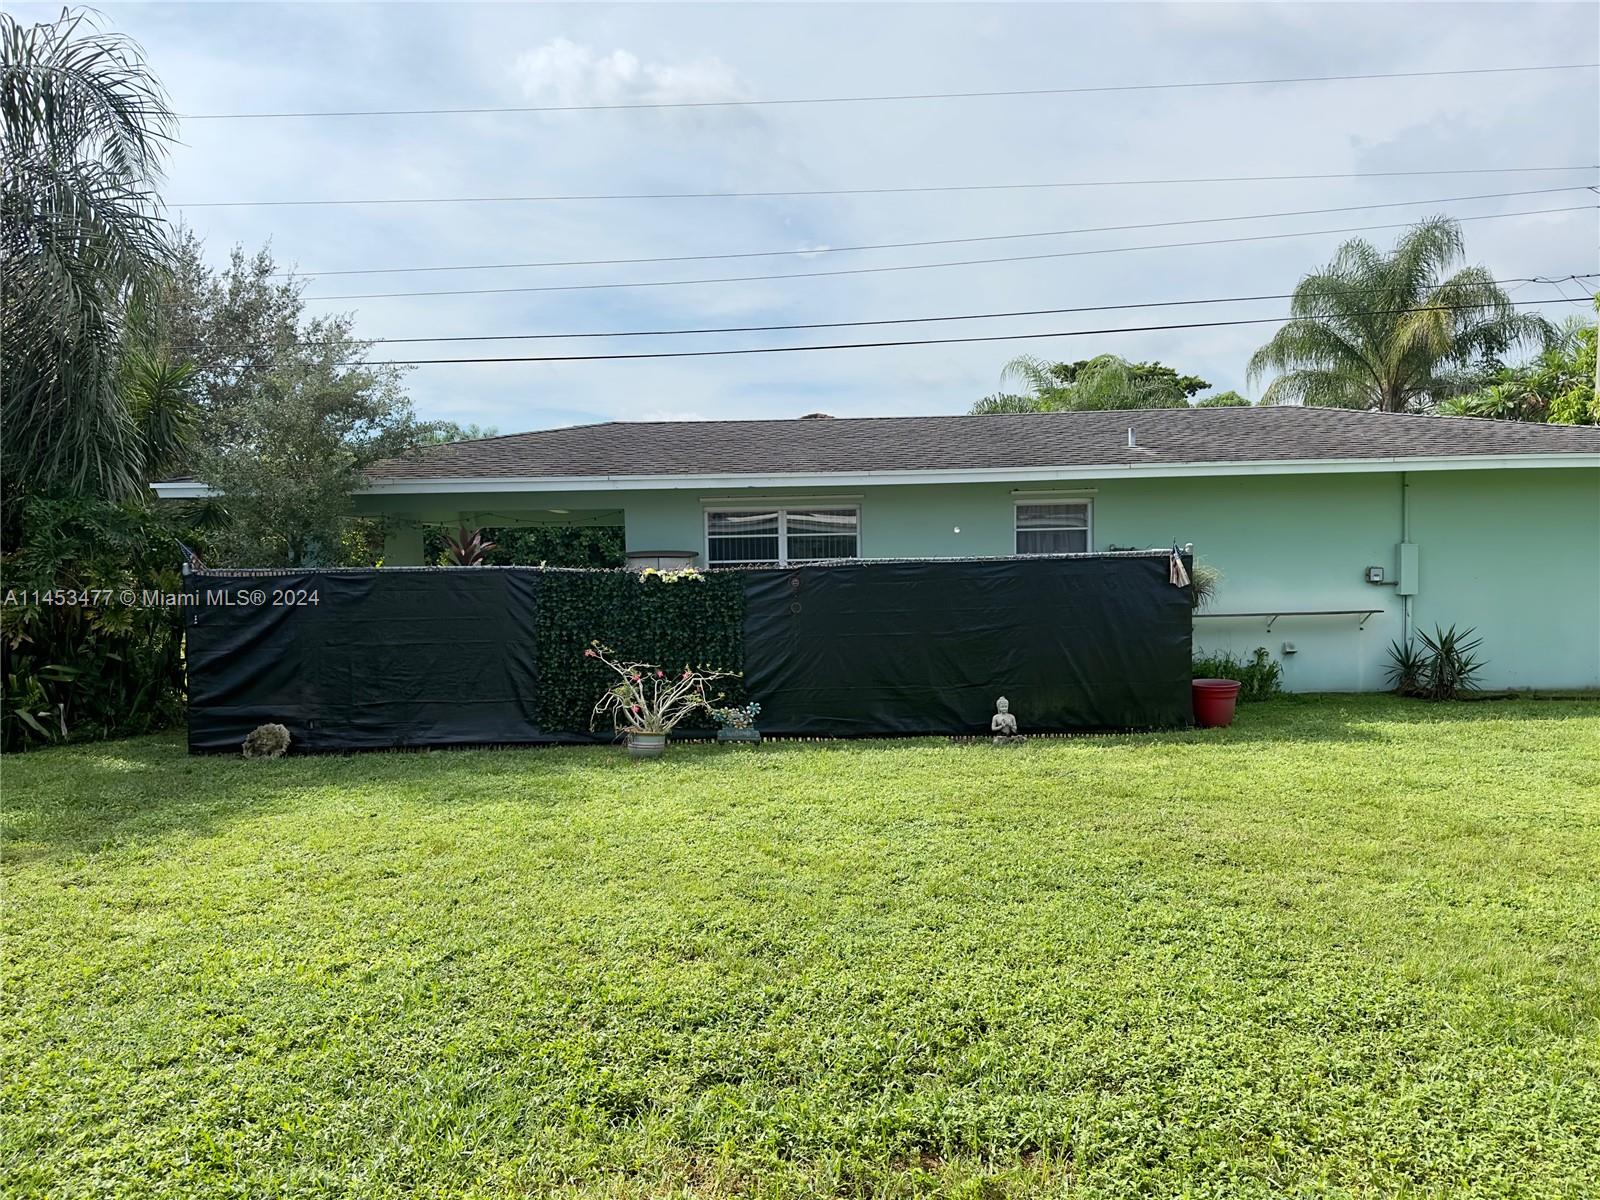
[584, 641, 736, 759]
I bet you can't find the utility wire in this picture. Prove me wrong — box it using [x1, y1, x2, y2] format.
[303, 204, 1598, 301]
[349, 298, 1579, 366]
[259, 275, 1594, 347]
[181, 62, 1600, 119]
[276, 187, 1594, 277]
[172, 164, 1600, 209]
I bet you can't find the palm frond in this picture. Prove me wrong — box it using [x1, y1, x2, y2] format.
[1249, 218, 1535, 412]
[1, 8, 175, 501]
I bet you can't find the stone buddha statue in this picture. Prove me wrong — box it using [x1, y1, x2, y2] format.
[991, 696, 1024, 746]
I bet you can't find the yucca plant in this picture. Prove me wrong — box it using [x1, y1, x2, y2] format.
[1387, 625, 1486, 700]
[1417, 624, 1486, 700]
[1385, 638, 1429, 698]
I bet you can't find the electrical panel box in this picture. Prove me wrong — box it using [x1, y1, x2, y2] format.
[1396, 542, 1419, 596]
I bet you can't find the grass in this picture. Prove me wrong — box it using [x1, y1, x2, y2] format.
[4, 696, 1599, 1199]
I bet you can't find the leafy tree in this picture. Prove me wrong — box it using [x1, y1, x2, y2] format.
[151, 238, 443, 566]
[1193, 390, 1253, 407]
[144, 232, 323, 449]
[972, 354, 1208, 413]
[1248, 218, 1549, 412]
[1439, 314, 1598, 425]
[191, 332, 422, 567]
[1044, 357, 1210, 398]
[1, 7, 176, 505]
[417, 422, 501, 445]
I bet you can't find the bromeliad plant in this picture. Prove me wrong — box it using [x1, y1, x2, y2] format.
[585, 641, 737, 736]
[444, 526, 496, 566]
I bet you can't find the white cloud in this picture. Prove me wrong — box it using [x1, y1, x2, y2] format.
[511, 37, 750, 109]
[81, 1, 1596, 433]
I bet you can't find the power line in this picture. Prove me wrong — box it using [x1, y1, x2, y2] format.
[171, 164, 1599, 209]
[180, 62, 1600, 119]
[303, 205, 1598, 301]
[276, 187, 1593, 277]
[265, 275, 1594, 347]
[349, 298, 1579, 366]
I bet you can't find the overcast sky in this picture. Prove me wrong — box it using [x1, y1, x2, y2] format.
[25, 2, 1600, 431]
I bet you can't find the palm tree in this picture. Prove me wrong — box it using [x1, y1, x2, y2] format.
[1247, 218, 1548, 413]
[121, 348, 196, 480]
[971, 353, 1196, 413]
[1, 8, 175, 504]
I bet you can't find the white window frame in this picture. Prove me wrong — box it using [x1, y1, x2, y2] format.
[704, 505, 862, 567]
[1014, 499, 1093, 556]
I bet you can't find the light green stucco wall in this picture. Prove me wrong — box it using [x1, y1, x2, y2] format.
[360, 467, 1600, 692]
[1408, 469, 1600, 691]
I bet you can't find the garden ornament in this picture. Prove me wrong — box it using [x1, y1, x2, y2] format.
[991, 697, 1025, 747]
[242, 723, 291, 759]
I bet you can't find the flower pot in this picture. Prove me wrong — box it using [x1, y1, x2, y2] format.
[1192, 678, 1243, 728]
[625, 732, 667, 759]
[716, 728, 761, 745]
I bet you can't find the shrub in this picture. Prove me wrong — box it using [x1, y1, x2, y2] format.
[1385, 638, 1428, 698]
[1192, 646, 1283, 702]
[1387, 625, 1486, 700]
[424, 525, 624, 568]
[1, 497, 188, 750]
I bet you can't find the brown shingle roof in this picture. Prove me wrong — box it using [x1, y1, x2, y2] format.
[364, 407, 1600, 483]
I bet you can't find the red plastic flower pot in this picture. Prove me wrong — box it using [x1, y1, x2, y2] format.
[1192, 678, 1243, 728]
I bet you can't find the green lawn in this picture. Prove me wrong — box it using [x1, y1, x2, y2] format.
[4, 698, 1599, 1199]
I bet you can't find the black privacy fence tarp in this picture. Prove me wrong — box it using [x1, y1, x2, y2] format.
[186, 570, 542, 751]
[185, 554, 1192, 752]
[742, 556, 1193, 736]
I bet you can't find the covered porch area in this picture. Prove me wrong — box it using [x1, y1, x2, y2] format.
[355, 495, 626, 566]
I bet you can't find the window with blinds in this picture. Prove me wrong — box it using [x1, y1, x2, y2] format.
[1015, 501, 1091, 555]
[705, 507, 860, 566]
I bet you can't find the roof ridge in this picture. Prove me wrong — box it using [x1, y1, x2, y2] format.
[414, 407, 1560, 444]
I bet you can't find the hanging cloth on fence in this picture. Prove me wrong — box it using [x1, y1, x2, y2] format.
[1168, 547, 1191, 588]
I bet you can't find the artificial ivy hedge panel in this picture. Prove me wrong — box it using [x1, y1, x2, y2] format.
[532, 570, 746, 735]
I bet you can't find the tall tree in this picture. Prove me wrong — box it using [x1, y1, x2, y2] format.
[971, 354, 1212, 413]
[149, 238, 441, 566]
[190, 325, 422, 567]
[143, 230, 305, 445]
[1, 7, 175, 505]
[1247, 217, 1549, 413]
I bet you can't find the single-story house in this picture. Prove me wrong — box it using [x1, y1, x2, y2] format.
[154, 407, 1600, 693]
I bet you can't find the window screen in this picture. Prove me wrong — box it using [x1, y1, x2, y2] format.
[785, 508, 858, 562]
[1015, 502, 1090, 555]
[705, 507, 860, 566]
[707, 510, 780, 565]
